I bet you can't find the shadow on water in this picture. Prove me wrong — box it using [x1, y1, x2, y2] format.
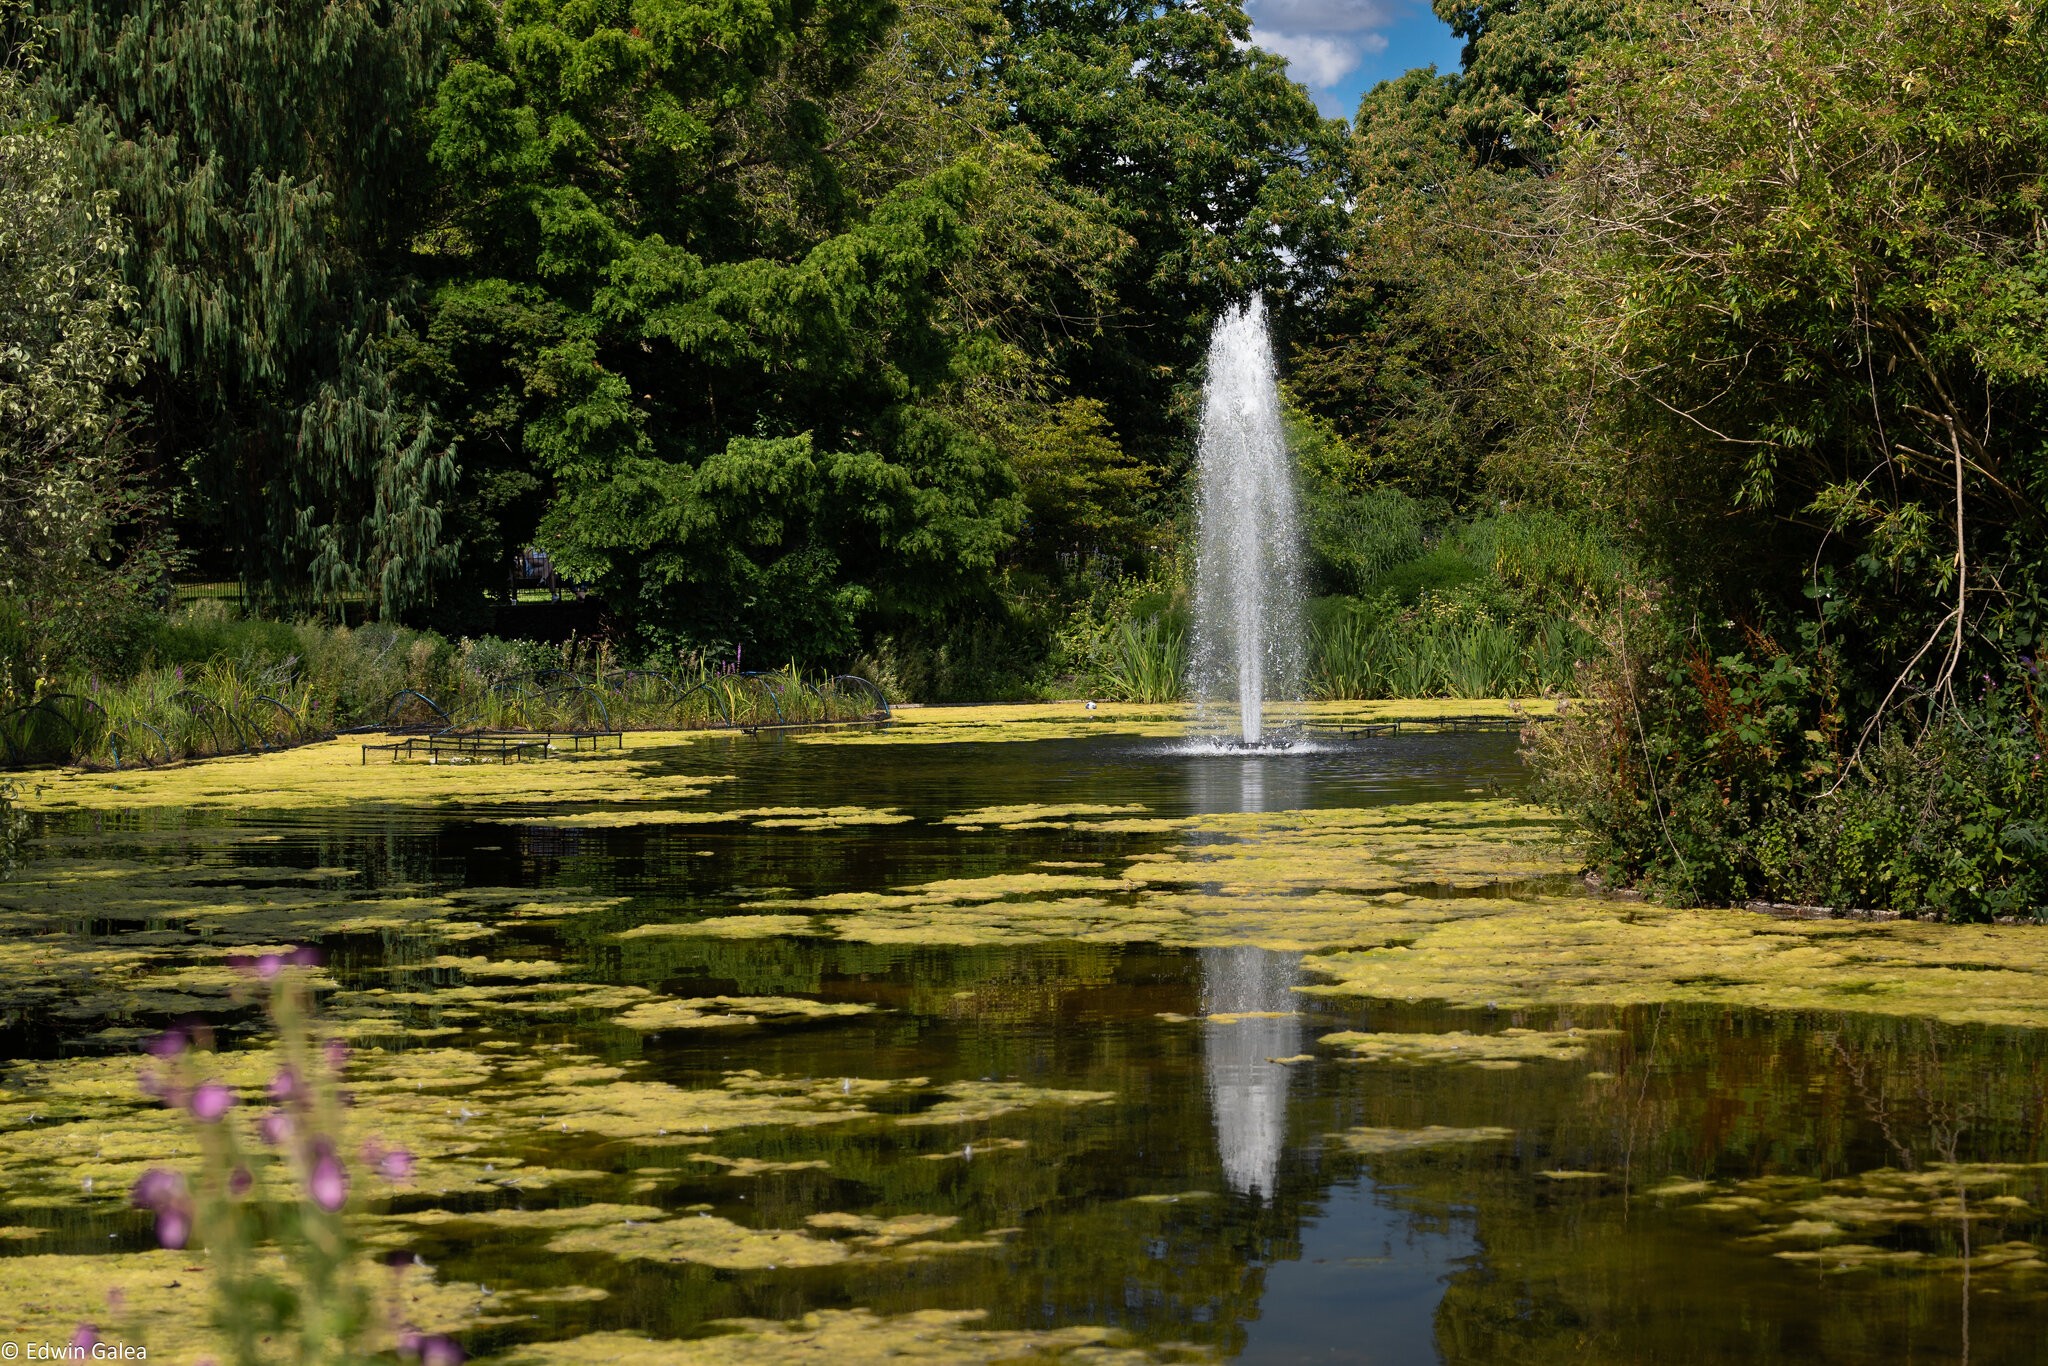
[3, 731, 2046, 1362]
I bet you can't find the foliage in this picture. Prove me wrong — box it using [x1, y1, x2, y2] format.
[1555, 0, 2048, 708]
[997, 0, 1346, 468]
[1307, 592, 1589, 700]
[1286, 99, 1547, 504]
[0, 65, 158, 701]
[21, 609, 892, 768]
[1519, 0, 2048, 917]
[411, 0, 1037, 658]
[0, 776, 23, 879]
[1530, 607, 2048, 919]
[30, 0, 461, 617]
[1099, 615, 1186, 703]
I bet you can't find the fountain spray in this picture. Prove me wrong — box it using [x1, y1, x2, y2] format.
[1187, 297, 1306, 745]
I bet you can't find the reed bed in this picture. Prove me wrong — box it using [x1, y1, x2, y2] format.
[5, 630, 888, 770]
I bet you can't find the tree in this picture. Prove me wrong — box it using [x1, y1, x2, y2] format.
[1432, 0, 1615, 170]
[0, 65, 152, 697]
[1557, 0, 2048, 699]
[1286, 69, 1548, 504]
[416, 0, 1029, 658]
[30, 0, 462, 617]
[1282, 0, 1614, 508]
[994, 0, 1346, 470]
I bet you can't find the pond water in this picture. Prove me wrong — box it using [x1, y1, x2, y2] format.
[3, 724, 2045, 1363]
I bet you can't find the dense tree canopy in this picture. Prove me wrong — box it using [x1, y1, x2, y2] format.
[31, 0, 462, 616]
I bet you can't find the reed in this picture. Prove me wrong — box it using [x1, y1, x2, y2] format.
[1100, 616, 1186, 703]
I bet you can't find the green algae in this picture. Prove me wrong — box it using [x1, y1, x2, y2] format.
[616, 915, 818, 940]
[688, 1154, 832, 1176]
[1648, 1162, 2048, 1279]
[642, 799, 1586, 955]
[492, 805, 914, 831]
[479, 809, 740, 828]
[389, 1202, 665, 1230]
[941, 803, 1151, 828]
[1301, 896, 2048, 1029]
[548, 1214, 853, 1269]
[421, 956, 564, 978]
[20, 735, 734, 814]
[742, 806, 914, 830]
[894, 1080, 1115, 1127]
[543, 1209, 995, 1270]
[1319, 1027, 1617, 1068]
[793, 699, 1558, 747]
[609, 996, 876, 1030]
[0, 1248, 491, 1361]
[499, 1312, 1210, 1365]
[1332, 1126, 1517, 1154]
[805, 1211, 961, 1245]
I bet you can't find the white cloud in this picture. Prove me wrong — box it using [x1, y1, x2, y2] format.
[1253, 29, 1382, 87]
[1245, 0, 1404, 109]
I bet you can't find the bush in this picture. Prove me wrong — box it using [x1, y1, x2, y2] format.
[1528, 604, 2048, 919]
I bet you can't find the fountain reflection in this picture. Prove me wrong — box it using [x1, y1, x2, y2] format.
[1192, 751, 1310, 1200]
[1201, 946, 1305, 1200]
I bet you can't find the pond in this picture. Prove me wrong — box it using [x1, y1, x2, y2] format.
[2, 706, 2045, 1364]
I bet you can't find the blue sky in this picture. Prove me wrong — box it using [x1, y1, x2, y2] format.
[1242, 0, 1466, 121]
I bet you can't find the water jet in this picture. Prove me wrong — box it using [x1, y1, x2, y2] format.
[1187, 298, 1306, 747]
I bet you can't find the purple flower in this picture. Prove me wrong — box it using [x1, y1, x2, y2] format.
[378, 1148, 415, 1182]
[257, 1110, 292, 1146]
[309, 1142, 348, 1212]
[71, 1325, 99, 1354]
[323, 1039, 349, 1071]
[400, 1335, 464, 1366]
[144, 1029, 187, 1059]
[287, 946, 322, 968]
[229, 1166, 253, 1196]
[254, 954, 283, 980]
[188, 1081, 235, 1123]
[130, 1169, 182, 1211]
[268, 1067, 301, 1104]
[155, 1204, 191, 1250]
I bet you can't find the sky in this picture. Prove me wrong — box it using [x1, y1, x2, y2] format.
[1242, 0, 1466, 121]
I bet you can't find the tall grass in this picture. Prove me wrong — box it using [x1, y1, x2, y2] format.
[1308, 602, 1591, 700]
[6, 609, 894, 769]
[1100, 616, 1185, 702]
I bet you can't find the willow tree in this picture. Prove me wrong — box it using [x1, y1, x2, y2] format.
[31, 0, 462, 617]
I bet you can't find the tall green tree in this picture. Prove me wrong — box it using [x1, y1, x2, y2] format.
[1528, 0, 2048, 915]
[416, 0, 1028, 658]
[1284, 0, 1614, 506]
[30, 0, 462, 617]
[0, 63, 152, 696]
[994, 0, 1346, 468]
[1558, 0, 2048, 692]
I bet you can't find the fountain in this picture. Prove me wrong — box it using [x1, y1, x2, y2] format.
[1187, 296, 1306, 746]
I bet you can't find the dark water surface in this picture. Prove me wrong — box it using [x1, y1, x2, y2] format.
[7, 732, 2047, 1363]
